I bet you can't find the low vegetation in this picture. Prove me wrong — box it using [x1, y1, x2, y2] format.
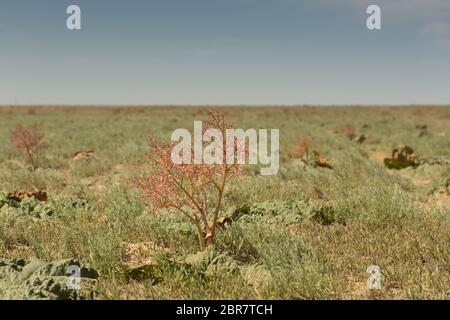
[0, 106, 449, 300]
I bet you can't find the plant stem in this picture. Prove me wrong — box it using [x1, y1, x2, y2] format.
[26, 149, 36, 171]
[194, 218, 206, 251]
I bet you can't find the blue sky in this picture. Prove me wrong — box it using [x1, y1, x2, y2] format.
[0, 0, 449, 105]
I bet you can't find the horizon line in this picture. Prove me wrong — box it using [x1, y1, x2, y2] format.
[1, 104, 450, 108]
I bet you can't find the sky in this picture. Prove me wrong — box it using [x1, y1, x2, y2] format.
[0, 0, 449, 105]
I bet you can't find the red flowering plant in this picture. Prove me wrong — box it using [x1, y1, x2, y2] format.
[134, 112, 247, 251]
[10, 125, 46, 171]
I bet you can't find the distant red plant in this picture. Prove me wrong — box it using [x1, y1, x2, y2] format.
[296, 137, 311, 161]
[341, 124, 356, 140]
[133, 111, 246, 251]
[10, 125, 46, 171]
